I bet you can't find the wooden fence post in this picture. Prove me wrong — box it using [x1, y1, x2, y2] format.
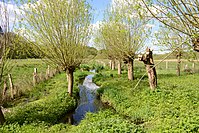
[33, 68, 38, 86]
[46, 65, 50, 79]
[192, 62, 195, 73]
[2, 80, 8, 101]
[8, 74, 14, 99]
[39, 72, 44, 82]
[166, 61, 168, 70]
[184, 64, 188, 70]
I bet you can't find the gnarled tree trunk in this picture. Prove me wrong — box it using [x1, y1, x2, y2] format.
[138, 48, 157, 90]
[127, 58, 134, 80]
[145, 64, 157, 89]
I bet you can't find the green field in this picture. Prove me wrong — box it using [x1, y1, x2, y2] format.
[0, 59, 198, 132]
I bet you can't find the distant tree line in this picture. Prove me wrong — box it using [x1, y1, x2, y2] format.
[0, 32, 97, 59]
[0, 32, 42, 59]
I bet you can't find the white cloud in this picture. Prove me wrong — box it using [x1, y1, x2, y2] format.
[92, 21, 103, 31]
[0, 1, 22, 31]
[145, 23, 155, 28]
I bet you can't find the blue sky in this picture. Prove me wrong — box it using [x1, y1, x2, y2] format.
[1, 0, 161, 53]
[3, 0, 111, 23]
[87, 0, 111, 23]
[87, 0, 161, 52]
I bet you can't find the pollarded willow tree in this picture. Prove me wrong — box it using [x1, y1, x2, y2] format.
[155, 27, 189, 76]
[96, 0, 151, 80]
[95, 21, 126, 74]
[140, 0, 199, 52]
[21, 0, 92, 96]
[94, 22, 116, 70]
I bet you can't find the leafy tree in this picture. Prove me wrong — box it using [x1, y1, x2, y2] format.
[85, 46, 98, 58]
[21, 0, 92, 96]
[155, 27, 189, 76]
[96, 0, 151, 80]
[140, 0, 199, 52]
[0, 32, 41, 59]
[95, 22, 124, 72]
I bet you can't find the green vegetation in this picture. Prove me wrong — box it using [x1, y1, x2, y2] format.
[68, 110, 143, 133]
[92, 68, 199, 132]
[0, 73, 74, 132]
[0, 60, 89, 133]
[0, 59, 198, 132]
[21, 0, 93, 96]
[1, 0, 199, 131]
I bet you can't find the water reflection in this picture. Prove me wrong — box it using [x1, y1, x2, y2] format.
[69, 74, 103, 125]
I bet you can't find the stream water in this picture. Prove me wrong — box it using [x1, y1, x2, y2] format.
[60, 74, 103, 125]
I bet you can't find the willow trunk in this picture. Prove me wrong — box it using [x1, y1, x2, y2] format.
[127, 59, 134, 80]
[146, 65, 157, 90]
[176, 56, 181, 76]
[0, 108, 5, 125]
[118, 61, 122, 75]
[67, 69, 74, 96]
[111, 60, 115, 70]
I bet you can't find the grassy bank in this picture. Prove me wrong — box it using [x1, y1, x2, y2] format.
[0, 66, 91, 132]
[68, 109, 144, 133]
[1, 59, 198, 132]
[91, 70, 199, 132]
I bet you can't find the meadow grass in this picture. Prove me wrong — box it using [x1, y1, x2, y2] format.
[0, 59, 91, 133]
[10, 59, 49, 91]
[0, 59, 198, 132]
[91, 67, 199, 132]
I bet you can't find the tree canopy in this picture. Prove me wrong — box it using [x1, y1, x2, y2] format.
[21, 0, 93, 95]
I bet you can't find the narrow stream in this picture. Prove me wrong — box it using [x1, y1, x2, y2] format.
[60, 74, 103, 125]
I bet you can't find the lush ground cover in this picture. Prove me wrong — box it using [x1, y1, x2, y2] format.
[68, 109, 144, 133]
[0, 59, 91, 133]
[2, 59, 51, 102]
[1, 59, 198, 132]
[92, 69, 199, 132]
[11, 59, 48, 85]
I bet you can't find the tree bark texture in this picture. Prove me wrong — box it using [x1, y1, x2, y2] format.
[118, 61, 122, 75]
[0, 108, 5, 125]
[138, 48, 157, 90]
[67, 69, 74, 96]
[176, 55, 181, 76]
[109, 60, 112, 69]
[111, 60, 115, 70]
[145, 65, 157, 89]
[192, 37, 199, 52]
[8, 74, 14, 99]
[127, 58, 134, 80]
